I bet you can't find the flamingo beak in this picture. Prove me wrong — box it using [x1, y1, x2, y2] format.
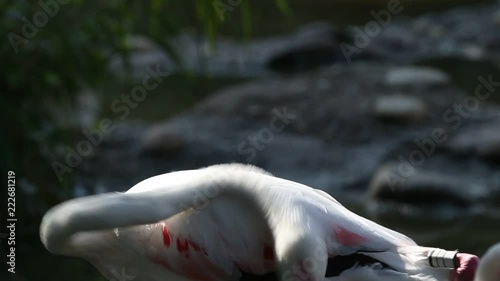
[449, 253, 479, 281]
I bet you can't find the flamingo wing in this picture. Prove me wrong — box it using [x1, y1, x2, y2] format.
[40, 164, 420, 281]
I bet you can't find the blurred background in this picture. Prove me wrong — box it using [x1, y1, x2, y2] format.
[1, 0, 500, 280]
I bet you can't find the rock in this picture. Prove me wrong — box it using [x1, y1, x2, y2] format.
[141, 125, 185, 156]
[264, 42, 338, 72]
[448, 123, 500, 162]
[368, 163, 481, 207]
[384, 66, 451, 87]
[265, 23, 340, 72]
[297, 21, 341, 40]
[461, 44, 484, 60]
[373, 94, 428, 122]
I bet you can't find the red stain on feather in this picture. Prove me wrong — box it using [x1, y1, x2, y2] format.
[177, 237, 190, 258]
[176, 235, 209, 258]
[335, 226, 366, 247]
[162, 225, 171, 247]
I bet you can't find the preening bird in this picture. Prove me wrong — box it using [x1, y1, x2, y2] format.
[41, 164, 488, 281]
[473, 243, 500, 281]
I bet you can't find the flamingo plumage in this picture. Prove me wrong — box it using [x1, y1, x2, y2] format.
[40, 164, 485, 281]
[473, 243, 500, 281]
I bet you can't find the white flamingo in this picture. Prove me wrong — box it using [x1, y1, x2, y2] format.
[474, 243, 500, 281]
[40, 164, 484, 281]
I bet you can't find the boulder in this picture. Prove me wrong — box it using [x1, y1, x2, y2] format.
[373, 94, 428, 122]
[384, 66, 451, 87]
[447, 122, 500, 162]
[141, 125, 185, 156]
[368, 163, 480, 207]
[265, 21, 343, 72]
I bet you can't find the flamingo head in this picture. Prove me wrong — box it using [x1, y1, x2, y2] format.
[449, 253, 479, 281]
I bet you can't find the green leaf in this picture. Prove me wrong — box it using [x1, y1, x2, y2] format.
[44, 72, 61, 87]
[276, 0, 292, 15]
[241, 0, 252, 39]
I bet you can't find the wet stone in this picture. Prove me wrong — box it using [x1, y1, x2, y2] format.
[373, 94, 428, 122]
[384, 66, 451, 87]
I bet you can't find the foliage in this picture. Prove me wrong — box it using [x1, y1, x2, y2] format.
[0, 3, 287, 279]
[1, 1, 134, 181]
[0, 0, 288, 197]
